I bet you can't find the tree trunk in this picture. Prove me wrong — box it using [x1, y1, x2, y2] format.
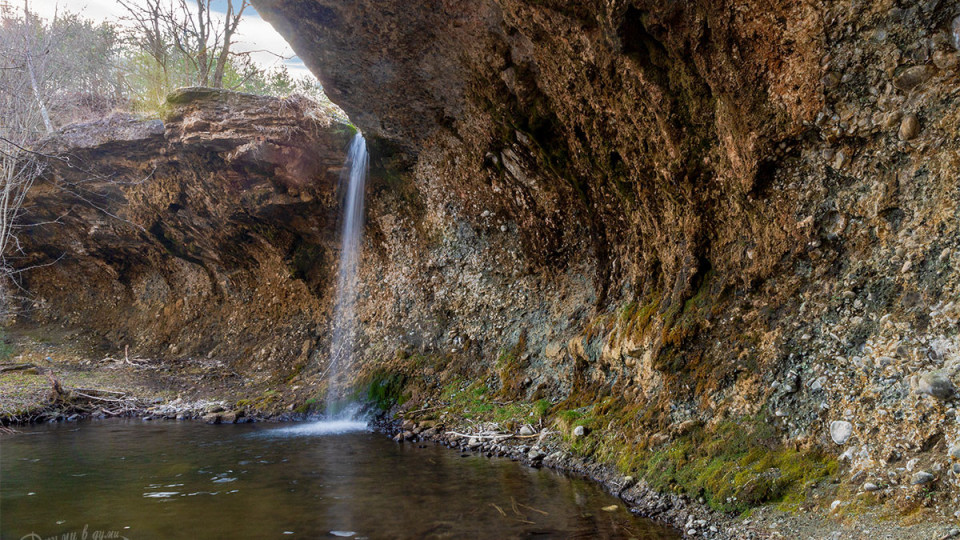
[212, 1, 246, 88]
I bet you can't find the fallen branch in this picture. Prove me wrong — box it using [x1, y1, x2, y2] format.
[71, 387, 126, 396]
[71, 390, 130, 403]
[518, 503, 549, 516]
[400, 405, 444, 416]
[0, 363, 37, 372]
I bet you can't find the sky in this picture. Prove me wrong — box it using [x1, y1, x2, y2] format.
[23, 0, 314, 80]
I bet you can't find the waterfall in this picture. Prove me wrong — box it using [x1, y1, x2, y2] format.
[326, 132, 368, 417]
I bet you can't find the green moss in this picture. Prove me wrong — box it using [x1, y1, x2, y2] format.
[495, 335, 528, 398]
[433, 378, 551, 424]
[359, 369, 410, 411]
[563, 410, 838, 514]
[293, 396, 321, 414]
[533, 398, 552, 418]
[236, 389, 282, 412]
[620, 294, 661, 340]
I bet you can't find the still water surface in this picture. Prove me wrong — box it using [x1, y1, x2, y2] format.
[1, 419, 677, 539]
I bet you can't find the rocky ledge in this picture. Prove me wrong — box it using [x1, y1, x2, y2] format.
[18, 88, 355, 380]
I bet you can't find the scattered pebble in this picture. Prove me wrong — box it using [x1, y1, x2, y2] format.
[893, 65, 935, 92]
[910, 471, 934, 485]
[830, 420, 853, 445]
[899, 113, 920, 141]
[953, 15, 960, 51]
[913, 371, 956, 400]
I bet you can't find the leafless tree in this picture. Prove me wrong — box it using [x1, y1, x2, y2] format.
[119, 0, 249, 89]
[0, 1, 119, 316]
[0, 2, 49, 316]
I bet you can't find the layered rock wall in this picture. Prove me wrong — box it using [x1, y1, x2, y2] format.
[252, 0, 960, 504]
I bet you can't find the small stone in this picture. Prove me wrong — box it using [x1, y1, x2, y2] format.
[910, 471, 934, 485]
[933, 50, 958, 71]
[899, 114, 920, 141]
[402, 430, 415, 441]
[202, 412, 221, 424]
[893, 65, 936, 92]
[602, 505, 619, 512]
[863, 482, 880, 492]
[687, 528, 697, 536]
[220, 411, 238, 424]
[572, 425, 587, 437]
[950, 444, 960, 460]
[830, 500, 842, 512]
[833, 150, 849, 169]
[830, 420, 853, 445]
[519, 424, 536, 436]
[953, 15, 960, 51]
[392, 432, 404, 443]
[882, 111, 902, 130]
[915, 371, 956, 400]
[821, 72, 841, 89]
[782, 370, 800, 393]
[528, 448, 545, 461]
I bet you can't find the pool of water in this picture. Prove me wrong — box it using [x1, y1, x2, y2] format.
[0, 419, 677, 539]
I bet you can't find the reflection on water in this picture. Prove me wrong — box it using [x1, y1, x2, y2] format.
[1, 419, 678, 539]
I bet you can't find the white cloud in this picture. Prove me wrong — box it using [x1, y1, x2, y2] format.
[23, 0, 315, 80]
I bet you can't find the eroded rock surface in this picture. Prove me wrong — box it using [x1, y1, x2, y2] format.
[20, 89, 354, 378]
[251, 0, 960, 517]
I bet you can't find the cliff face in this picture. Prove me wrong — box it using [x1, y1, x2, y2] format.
[250, 0, 960, 506]
[14, 0, 960, 517]
[21, 89, 355, 377]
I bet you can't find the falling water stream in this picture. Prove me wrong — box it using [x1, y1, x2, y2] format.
[0, 131, 681, 539]
[324, 132, 369, 423]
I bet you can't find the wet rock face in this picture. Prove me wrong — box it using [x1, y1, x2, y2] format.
[253, 0, 960, 505]
[20, 89, 355, 373]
